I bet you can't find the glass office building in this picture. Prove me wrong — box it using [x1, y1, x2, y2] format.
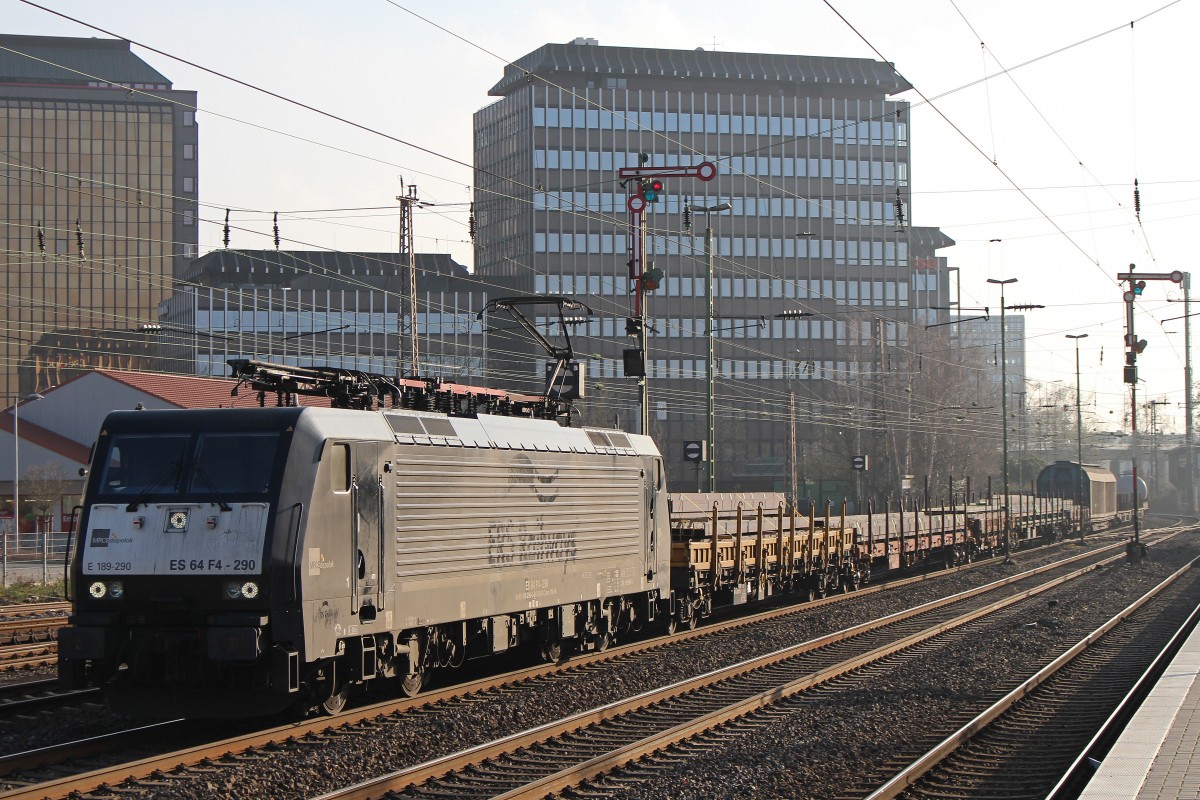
[0, 34, 197, 397]
[474, 40, 956, 490]
[474, 40, 959, 491]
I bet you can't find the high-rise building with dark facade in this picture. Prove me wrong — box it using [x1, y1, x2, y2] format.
[0, 34, 198, 397]
[476, 39, 957, 493]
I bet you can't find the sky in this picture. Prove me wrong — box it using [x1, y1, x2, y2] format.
[6, 0, 1200, 436]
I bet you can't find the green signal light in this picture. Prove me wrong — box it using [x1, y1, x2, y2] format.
[642, 178, 664, 203]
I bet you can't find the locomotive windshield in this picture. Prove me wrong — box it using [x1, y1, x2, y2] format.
[98, 431, 281, 500]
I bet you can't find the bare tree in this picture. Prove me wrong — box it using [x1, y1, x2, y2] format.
[20, 462, 70, 532]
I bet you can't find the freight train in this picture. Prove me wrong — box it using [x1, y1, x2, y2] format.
[57, 359, 1074, 719]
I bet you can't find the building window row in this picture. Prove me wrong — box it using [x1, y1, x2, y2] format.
[535, 274, 912, 306]
[85, 81, 170, 91]
[537, 314, 908, 344]
[532, 107, 907, 145]
[540, 315, 833, 341]
[533, 233, 909, 267]
[195, 310, 484, 336]
[534, 150, 907, 185]
[535, 190, 899, 226]
[547, 357, 856, 383]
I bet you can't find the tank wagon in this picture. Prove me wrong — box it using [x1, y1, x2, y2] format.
[58, 361, 672, 717]
[1117, 473, 1149, 515]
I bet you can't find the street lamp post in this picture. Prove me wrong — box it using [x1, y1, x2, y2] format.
[688, 201, 731, 492]
[987, 277, 1018, 563]
[1066, 333, 1088, 538]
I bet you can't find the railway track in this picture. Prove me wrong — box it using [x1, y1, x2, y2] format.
[0, 529, 1180, 800]
[301, 537, 1180, 800]
[0, 603, 69, 677]
[0, 603, 69, 620]
[0, 644, 55, 672]
[867, 562, 1200, 800]
[0, 604, 67, 647]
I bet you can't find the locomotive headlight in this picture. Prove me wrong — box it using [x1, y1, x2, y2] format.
[223, 580, 260, 600]
[107, 581, 124, 599]
[88, 581, 107, 599]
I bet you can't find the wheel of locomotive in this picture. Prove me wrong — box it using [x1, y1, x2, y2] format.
[541, 637, 564, 663]
[592, 630, 612, 652]
[399, 672, 425, 698]
[313, 676, 349, 716]
[665, 614, 678, 636]
[301, 660, 350, 717]
[685, 604, 699, 630]
[803, 580, 816, 602]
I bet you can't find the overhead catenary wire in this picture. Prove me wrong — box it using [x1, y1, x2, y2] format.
[6, 3, 1188, 425]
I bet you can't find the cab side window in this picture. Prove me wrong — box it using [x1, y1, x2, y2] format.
[330, 443, 350, 493]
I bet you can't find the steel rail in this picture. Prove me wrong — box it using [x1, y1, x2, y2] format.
[864, 556, 1200, 799]
[0, 686, 99, 724]
[0, 603, 69, 619]
[1046, 595, 1200, 799]
[311, 545, 1139, 800]
[0, 531, 1176, 800]
[0, 719, 182, 778]
[0, 642, 56, 671]
[0, 618, 65, 638]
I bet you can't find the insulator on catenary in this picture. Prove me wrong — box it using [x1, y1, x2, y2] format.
[223, 208, 231, 249]
[468, 203, 476, 241]
[1133, 179, 1141, 222]
[75, 219, 85, 261]
[273, 211, 280, 250]
[36, 222, 45, 255]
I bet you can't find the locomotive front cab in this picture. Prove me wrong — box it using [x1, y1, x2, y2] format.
[58, 409, 299, 718]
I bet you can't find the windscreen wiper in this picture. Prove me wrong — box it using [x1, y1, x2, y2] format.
[192, 465, 233, 512]
[125, 460, 183, 512]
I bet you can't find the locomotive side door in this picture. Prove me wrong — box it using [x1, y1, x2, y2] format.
[352, 442, 387, 620]
[644, 458, 661, 579]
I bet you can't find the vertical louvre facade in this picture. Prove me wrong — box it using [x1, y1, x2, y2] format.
[0, 34, 197, 397]
[474, 41, 954, 491]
